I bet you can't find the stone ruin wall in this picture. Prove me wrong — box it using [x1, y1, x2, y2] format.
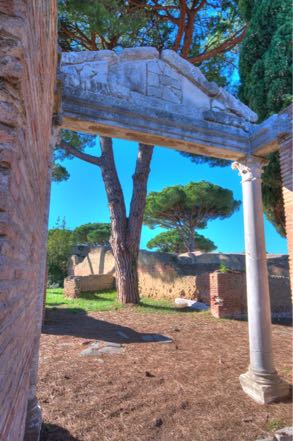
[0, 1, 57, 440]
[64, 274, 115, 298]
[69, 248, 292, 316]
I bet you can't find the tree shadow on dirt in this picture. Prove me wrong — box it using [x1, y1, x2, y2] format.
[41, 423, 80, 441]
[43, 308, 173, 344]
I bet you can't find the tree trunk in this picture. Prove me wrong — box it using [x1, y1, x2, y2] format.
[114, 247, 139, 304]
[187, 228, 195, 252]
[99, 137, 154, 304]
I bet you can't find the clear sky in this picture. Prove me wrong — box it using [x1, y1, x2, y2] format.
[49, 137, 288, 255]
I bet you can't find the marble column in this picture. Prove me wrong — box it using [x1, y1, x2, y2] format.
[232, 156, 289, 404]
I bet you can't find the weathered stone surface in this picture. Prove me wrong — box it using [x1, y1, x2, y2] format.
[61, 47, 265, 160]
[161, 49, 258, 122]
[62, 50, 118, 65]
[119, 47, 159, 61]
[240, 371, 290, 405]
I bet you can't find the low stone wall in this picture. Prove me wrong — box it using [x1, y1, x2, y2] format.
[68, 247, 291, 317]
[64, 275, 115, 298]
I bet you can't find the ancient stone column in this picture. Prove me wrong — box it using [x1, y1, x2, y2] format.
[232, 156, 289, 404]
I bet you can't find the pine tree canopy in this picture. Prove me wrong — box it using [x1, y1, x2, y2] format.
[144, 182, 240, 251]
[147, 230, 216, 253]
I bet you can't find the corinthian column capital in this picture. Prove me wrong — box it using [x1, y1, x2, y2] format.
[232, 156, 266, 183]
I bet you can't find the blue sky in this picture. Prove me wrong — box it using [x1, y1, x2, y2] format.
[49, 138, 288, 254]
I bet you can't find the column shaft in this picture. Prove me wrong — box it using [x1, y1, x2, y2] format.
[232, 157, 289, 404]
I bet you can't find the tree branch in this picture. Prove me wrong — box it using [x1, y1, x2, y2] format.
[60, 141, 101, 166]
[188, 26, 247, 64]
[128, 143, 154, 248]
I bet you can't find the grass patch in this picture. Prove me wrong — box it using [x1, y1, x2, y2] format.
[46, 288, 122, 312]
[265, 419, 284, 432]
[46, 289, 200, 314]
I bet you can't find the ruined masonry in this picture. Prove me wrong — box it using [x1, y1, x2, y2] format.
[0, 1, 292, 440]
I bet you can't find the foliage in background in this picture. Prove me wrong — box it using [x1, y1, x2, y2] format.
[47, 221, 112, 285]
[147, 230, 216, 253]
[53, 130, 96, 182]
[237, 0, 292, 237]
[47, 219, 73, 286]
[58, 0, 245, 87]
[144, 182, 240, 252]
[72, 223, 111, 245]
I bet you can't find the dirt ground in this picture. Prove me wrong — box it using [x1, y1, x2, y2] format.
[39, 308, 292, 441]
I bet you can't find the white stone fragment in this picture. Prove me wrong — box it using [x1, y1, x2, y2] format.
[275, 427, 293, 441]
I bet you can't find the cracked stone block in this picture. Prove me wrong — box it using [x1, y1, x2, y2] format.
[162, 87, 182, 104]
[148, 72, 160, 87]
[109, 61, 147, 95]
[147, 60, 165, 74]
[147, 86, 161, 98]
[161, 74, 180, 89]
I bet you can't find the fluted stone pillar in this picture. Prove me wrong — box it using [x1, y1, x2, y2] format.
[232, 156, 289, 404]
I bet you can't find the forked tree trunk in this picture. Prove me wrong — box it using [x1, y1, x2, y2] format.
[62, 135, 154, 304]
[99, 136, 154, 304]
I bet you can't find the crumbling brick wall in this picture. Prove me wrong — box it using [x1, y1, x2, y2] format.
[196, 272, 292, 319]
[0, 2, 57, 440]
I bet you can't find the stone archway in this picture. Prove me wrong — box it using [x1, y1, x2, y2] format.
[0, 3, 291, 440]
[59, 47, 291, 406]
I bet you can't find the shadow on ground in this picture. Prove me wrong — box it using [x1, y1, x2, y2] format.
[41, 423, 80, 441]
[43, 308, 173, 343]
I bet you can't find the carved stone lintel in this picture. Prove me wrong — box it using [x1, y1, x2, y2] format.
[231, 156, 267, 183]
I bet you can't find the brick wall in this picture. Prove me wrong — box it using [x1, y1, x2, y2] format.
[197, 272, 292, 319]
[209, 272, 247, 319]
[279, 107, 293, 296]
[0, 2, 57, 440]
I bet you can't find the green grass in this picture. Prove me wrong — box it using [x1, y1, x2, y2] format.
[265, 419, 284, 432]
[46, 288, 200, 314]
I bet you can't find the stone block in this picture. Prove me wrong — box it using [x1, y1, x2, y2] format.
[147, 60, 165, 74]
[62, 50, 117, 65]
[119, 47, 159, 61]
[240, 371, 290, 405]
[147, 86, 162, 98]
[162, 87, 182, 104]
[148, 72, 160, 87]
